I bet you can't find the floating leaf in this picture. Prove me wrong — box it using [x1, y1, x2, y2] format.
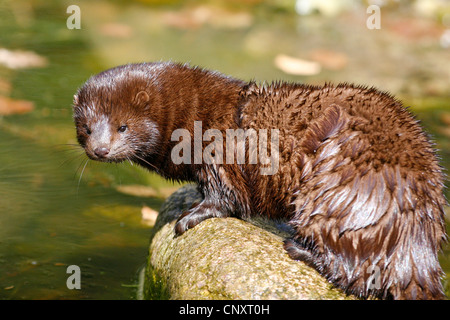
[309, 49, 348, 71]
[0, 48, 48, 69]
[0, 96, 34, 115]
[141, 205, 158, 227]
[274, 54, 321, 76]
[99, 23, 133, 38]
[115, 184, 159, 197]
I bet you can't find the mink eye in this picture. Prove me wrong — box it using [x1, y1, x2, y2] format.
[83, 124, 91, 135]
[118, 125, 127, 133]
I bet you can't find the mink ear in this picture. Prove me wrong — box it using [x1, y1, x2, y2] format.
[135, 90, 150, 106]
[73, 94, 79, 107]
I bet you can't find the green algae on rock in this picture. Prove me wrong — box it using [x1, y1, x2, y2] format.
[143, 185, 355, 300]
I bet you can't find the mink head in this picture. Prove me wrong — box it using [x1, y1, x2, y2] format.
[73, 63, 162, 163]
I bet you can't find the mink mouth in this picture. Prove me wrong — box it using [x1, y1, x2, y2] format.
[85, 151, 128, 163]
[95, 157, 125, 163]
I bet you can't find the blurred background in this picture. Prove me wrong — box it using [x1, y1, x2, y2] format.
[0, 0, 449, 299]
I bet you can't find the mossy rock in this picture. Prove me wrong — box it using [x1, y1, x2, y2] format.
[142, 184, 355, 300]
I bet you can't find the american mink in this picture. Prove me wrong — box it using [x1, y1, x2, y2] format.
[73, 62, 447, 300]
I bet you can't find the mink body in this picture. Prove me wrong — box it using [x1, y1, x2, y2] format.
[73, 62, 447, 299]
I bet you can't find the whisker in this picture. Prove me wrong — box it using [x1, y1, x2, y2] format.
[126, 155, 134, 166]
[49, 144, 83, 157]
[58, 151, 86, 169]
[53, 143, 83, 150]
[133, 154, 159, 172]
[77, 158, 89, 194]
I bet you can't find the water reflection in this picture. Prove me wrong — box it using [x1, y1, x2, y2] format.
[0, 129, 163, 299]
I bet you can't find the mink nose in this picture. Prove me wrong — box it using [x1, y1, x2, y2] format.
[94, 147, 110, 158]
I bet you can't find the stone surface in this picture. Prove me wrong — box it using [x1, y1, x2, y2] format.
[143, 184, 355, 300]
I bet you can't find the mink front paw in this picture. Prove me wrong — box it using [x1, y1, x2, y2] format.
[174, 209, 199, 236]
[174, 200, 228, 236]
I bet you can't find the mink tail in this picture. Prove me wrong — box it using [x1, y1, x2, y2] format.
[285, 165, 447, 299]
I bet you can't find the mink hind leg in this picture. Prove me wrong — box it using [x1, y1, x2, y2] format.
[283, 238, 323, 271]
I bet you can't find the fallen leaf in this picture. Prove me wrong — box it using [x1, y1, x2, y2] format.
[115, 184, 159, 197]
[387, 17, 444, 41]
[161, 5, 252, 30]
[440, 112, 450, 126]
[439, 126, 450, 138]
[141, 205, 158, 227]
[309, 49, 348, 70]
[274, 54, 321, 76]
[99, 23, 133, 38]
[0, 96, 34, 115]
[0, 48, 48, 69]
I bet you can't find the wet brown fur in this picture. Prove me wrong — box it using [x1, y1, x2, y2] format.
[73, 62, 447, 300]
